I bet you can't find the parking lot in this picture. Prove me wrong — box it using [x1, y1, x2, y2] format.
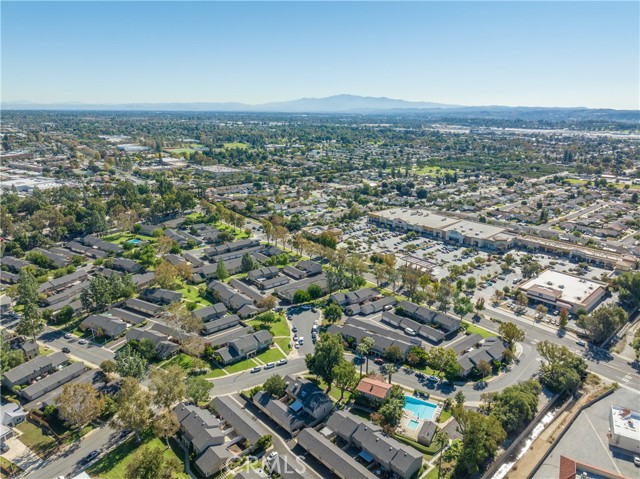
[287, 307, 320, 357]
[533, 387, 640, 479]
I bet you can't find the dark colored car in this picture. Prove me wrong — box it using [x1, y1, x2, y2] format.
[62, 347, 71, 353]
[373, 358, 385, 365]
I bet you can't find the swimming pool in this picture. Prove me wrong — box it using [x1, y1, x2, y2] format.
[404, 395, 438, 421]
[127, 239, 142, 245]
[407, 419, 420, 430]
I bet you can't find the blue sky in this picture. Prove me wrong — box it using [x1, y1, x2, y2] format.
[2, 1, 638, 109]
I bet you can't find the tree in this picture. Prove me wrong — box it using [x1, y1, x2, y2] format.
[16, 269, 45, 341]
[490, 380, 541, 433]
[257, 295, 277, 310]
[152, 410, 180, 447]
[453, 295, 474, 319]
[476, 360, 492, 383]
[427, 347, 461, 380]
[292, 289, 311, 304]
[17, 303, 45, 342]
[186, 375, 211, 405]
[323, 302, 343, 323]
[150, 366, 186, 410]
[255, 434, 272, 451]
[263, 374, 287, 397]
[125, 446, 182, 479]
[56, 383, 105, 431]
[241, 253, 256, 273]
[434, 430, 449, 479]
[455, 391, 465, 407]
[100, 359, 117, 374]
[305, 333, 344, 391]
[356, 336, 375, 375]
[215, 259, 229, 281]
[154, 261, 179, 289]
[616, 272, 640, 308]
[307, 283, 323, 300]
[332, 360, 358, 402]
[111, 377, 152, 443]
[498, 322, 525, 348]
[383, 345, 404, 364]
[516, 292, 528, 308]
[436, 281, 453, 312]
[0, 342, 24, 372]
[377, 395, 404, 429]
[381, 363, 399, 383]
[115, 344, 147, 379]
[454, 409, 506, 476]
[559, 308, 569, 328]
[536, 303, 548, 317]
[536, 340, 587, 393]
[475, 298, 485, 315]
[156, 235, 175, 255]
[578, 305, 627, 345]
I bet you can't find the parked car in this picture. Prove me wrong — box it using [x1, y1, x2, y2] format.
[291, 326, 298, 333]
[64, 332, 73, 339]
[78, 339, 87, 345]
[81, 450, 101, 465]
[250, 366, 262, 373]
[374, 357, 385, 365]
[576, 340, 587, 347]
[404, 327, 416, 336]
[298, 337, 304, 345]
[62, 347, 71, 354]
[265, 362, 275, 369]
[276, 359, 288, 366]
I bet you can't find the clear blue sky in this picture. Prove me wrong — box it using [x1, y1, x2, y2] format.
[2, 1, 638, 109]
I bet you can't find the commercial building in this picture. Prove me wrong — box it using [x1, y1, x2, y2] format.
[608, 405, 640, 455]
[369, 208, 514, 252]
[519, 270, 607, 314]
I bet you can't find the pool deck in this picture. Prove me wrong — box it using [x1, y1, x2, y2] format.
[399, 401, 443, 440]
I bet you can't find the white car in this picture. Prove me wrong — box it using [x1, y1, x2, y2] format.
[78, 339, 87, 345]
[276, 359, 288, 366]
[298, 337, 304, 345]
[64, 332, 73, 339]
[265, 362, 275, 369]
[266, 451, 278, 462]
[404, 327, 416, 336]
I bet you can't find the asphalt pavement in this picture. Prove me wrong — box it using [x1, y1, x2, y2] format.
[23, 426, 119, 479]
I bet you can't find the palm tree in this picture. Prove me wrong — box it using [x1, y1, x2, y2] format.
[381, 363, 398, 384]
[358, 337, 375, 375]
[433, 430, 450, 479]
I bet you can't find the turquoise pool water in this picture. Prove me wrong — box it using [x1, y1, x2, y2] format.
[407, 419, 420, 430]
[127, 239, 142, 245]
[404, 395, 438, 421]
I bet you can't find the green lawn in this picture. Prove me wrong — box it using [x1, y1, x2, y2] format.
[16, 421, 58, 458]
[438, 409, 452, 423]
[103, 233, 156, 245]
[247, 313, 290, 338]
[274, 337, 292, 354]
[88, 432, 187, 479]
[160, 353, 195, 371]
[462, 321, 495, 339]
[412, 165, 457, 177]
[255, 347, 285, 364]
[223, 357, 259, 374]
[204, 366, 228, 379]
[166, 147, 196, 155]
[224, 142, 249, 149]
[176, 284, 212, 308]
[394, 433, 439, 458]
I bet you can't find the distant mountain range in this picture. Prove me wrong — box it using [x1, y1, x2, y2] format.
[3, 94, 638, 121]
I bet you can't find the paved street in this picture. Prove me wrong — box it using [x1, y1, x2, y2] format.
[23, 425, 119, 479]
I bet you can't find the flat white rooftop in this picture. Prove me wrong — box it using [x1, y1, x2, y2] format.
[520, 269, 606, 305]
[610, 405, 640, 441]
